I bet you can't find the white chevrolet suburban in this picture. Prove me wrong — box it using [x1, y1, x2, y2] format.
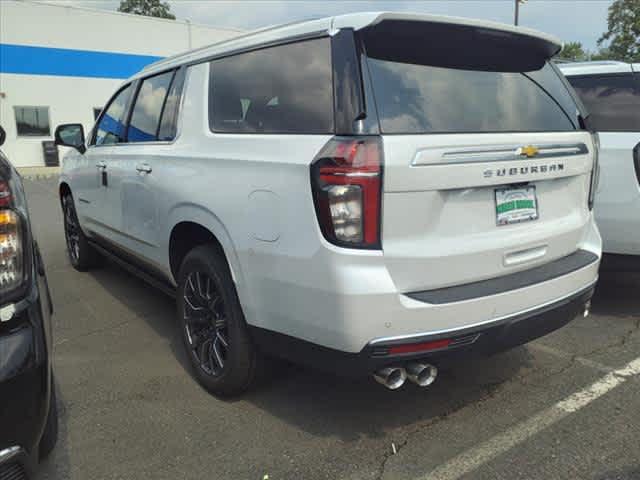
[559, 61, 640, 263]
[55, 13, 601, 395]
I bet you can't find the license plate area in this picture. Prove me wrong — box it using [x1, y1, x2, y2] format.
[495, 185, 538, 226]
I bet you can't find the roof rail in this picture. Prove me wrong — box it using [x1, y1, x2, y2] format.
[560, 60, 629, 67]
[142, 17, 323, 72]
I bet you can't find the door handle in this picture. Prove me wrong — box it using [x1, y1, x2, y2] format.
[97, 161, 108, 187]
[136, 164, 152, 174]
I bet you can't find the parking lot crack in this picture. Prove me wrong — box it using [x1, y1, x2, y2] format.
[524, 320, 640, 388]
[375, 381, 505, 480]
[580, 318, 640, 360]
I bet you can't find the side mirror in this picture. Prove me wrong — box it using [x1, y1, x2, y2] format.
[0, 126, 5, 147]
[54, 124, 86, 154]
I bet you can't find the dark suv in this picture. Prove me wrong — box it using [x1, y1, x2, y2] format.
[0, 126, 58, 477]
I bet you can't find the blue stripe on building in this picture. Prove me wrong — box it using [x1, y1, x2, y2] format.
[0, 44, 164, 79]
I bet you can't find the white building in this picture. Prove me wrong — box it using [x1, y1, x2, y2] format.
[0, 0, 241, 167]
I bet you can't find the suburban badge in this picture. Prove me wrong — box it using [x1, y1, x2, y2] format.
[483, 162, 565, 178]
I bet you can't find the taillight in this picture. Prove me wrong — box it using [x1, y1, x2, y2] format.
[588, 132, 600, 210]
[311, 136, 383, 249]
[0, 179, 23, 297]
[0, 180, 11, 208]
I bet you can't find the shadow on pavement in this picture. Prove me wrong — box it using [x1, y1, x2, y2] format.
[591, 266, 640, 318]
[88, 256, 533, 442]
[36, 379, 71, 480]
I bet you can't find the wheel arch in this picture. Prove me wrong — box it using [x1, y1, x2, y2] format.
[167, 206, 245, 292]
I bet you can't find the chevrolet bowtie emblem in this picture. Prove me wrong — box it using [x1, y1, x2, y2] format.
[518, 145, 540, 158]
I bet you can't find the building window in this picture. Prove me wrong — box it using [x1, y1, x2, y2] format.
[14, 106, 51, 136]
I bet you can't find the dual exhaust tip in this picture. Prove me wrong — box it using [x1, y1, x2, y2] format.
[373, 363, 438, 390]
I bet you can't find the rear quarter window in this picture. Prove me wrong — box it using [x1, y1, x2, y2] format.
[208, 38, 333, 134]
[366, 59, 578, 134]
[566, 74, 640, 132]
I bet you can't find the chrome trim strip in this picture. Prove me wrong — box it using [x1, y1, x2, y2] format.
[412, 142, 588, 167]
[369, 278, 598, 346]
[0, 446, 23, 465]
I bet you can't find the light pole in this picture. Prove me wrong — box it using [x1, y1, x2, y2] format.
[515, 0, 527, 26]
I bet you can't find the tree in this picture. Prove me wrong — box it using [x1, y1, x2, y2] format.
[118, 0, 175, 20]
[559, 41, 588, 61]
[598, 0, 640, 62]
[590, 47, 614, 61]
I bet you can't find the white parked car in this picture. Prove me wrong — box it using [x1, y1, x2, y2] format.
[55, 13, 601, 395]
[559, 61, 640, 260]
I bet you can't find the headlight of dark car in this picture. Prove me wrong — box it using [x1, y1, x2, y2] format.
[0, 207, 23, 295]
[0, 166, 32, 305]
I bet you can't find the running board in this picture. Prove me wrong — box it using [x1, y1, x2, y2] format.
[88, 240, 176, 299]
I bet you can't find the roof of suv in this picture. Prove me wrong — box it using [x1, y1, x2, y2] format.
[137, 11, 562, 80]
[558, 60, 637, 76]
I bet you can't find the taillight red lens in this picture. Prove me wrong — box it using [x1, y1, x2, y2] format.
[311, 137, 382, 249]
[0, 181, 11, 208]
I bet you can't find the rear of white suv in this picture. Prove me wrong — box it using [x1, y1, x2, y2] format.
[57, 13, 601, 395]
[559, 61, 640, 262]
[295, 16, 601, 389]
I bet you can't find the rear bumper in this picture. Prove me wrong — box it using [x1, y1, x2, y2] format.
[252, 284, 595, 377]
[248, 240, 600, 354]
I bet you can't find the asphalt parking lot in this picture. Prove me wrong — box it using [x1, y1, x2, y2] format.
[23, 176, 640, 480]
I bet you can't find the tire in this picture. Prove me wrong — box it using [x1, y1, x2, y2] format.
[62, 194, 101, 271]
[39, 377, 58, 459]
[177, 244, 258, 396]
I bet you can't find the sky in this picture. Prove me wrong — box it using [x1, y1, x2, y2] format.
[46, 0, 614, 52]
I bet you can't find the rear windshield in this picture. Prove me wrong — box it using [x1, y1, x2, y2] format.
[366, 58, 580, 134]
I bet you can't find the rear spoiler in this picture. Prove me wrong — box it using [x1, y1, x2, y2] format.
[356, 13, 562, 72]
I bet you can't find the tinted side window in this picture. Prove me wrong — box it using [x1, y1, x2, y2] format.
[95, 84, 133, 146]
[158, 68, 186, 141]
[367, 60, 577, 134]
[566, 74, 640, 131]
[209, 38, 333, 134]
[128, 70, 175, 143]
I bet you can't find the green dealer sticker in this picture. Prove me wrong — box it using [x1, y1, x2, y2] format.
[495, 186, 539, 226]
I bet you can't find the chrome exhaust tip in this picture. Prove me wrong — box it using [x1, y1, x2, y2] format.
[406, 362, 438, 387]
[583, 300, 591, 318]
[373, 367, 407, 390]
